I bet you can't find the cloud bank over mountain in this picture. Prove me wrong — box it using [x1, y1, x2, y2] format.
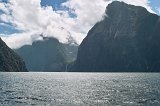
[0, 0, 155, 49]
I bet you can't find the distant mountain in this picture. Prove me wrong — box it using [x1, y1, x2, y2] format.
[73, 1, 160, 72]
[0, 38, 27, 72]
[15, 36, 78, 72]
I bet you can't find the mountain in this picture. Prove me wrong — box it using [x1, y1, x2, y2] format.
[73, 1, 160, 72]
[0, 38, 27, 72]
[15, 36, 78, 72]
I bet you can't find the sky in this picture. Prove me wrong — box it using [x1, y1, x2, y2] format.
[0, 0, 160, 49]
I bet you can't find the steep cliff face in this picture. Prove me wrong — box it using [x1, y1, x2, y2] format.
[74, 1, 160, 72]
[15, 37, 78, 72]
[0, 38, 27, 72]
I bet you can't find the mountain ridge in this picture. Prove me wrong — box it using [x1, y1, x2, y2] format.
[0, 38, 28, 72]
[15, 36, 78, 72]
[73, 1, 160, 72]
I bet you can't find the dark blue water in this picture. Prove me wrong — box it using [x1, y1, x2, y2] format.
[0, 73, 160, 106]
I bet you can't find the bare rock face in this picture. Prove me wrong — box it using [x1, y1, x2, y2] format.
[0, 38, 27, 72]
[74, 1, 160, 72]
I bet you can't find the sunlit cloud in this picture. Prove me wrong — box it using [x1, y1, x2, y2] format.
[0, 0, 156, 49]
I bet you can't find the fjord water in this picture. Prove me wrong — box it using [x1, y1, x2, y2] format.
[0, 73, 160, 106]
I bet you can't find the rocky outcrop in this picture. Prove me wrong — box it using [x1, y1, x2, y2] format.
[0, 38, 27, 72]
[74, 1, 160, 72]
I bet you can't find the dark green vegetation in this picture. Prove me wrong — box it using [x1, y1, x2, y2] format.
[73, 1, 160, 72]
[15, 37, 78, 72]
[0, 38, 27, 72]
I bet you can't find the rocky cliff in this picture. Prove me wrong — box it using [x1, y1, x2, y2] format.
[0, 38, 27, 72]
[74, 1, 160, 72]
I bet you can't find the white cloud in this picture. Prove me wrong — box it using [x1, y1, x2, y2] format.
[1, 0, 84, 49]
[62, 0, 110, 33]
[1, 32, 39, 49]
[0, 0, 155, 49]
[0, 2, 10, 14]
[118, 0, 154, 13]
[157, 7, 160, 15]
